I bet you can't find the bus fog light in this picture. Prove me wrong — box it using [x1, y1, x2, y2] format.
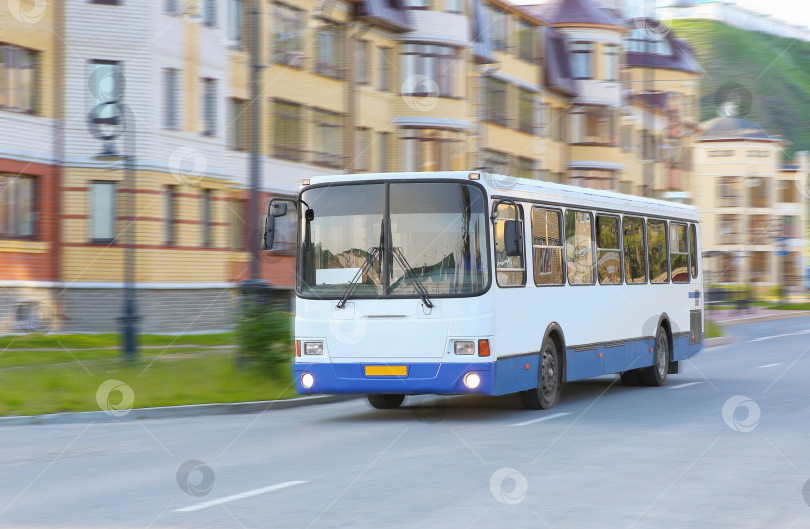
[454, 341, 475, 355]
[304, 342, 323, 355]
[464, 372, 481, 389]
[301, 373, 314, 388]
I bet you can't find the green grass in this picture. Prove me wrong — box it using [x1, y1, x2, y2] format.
[766, 302, 810, 311]
[0, 332, 235, 350]
[0, 346, 226, 369]
[705, 320, 724, 339]
[0, 354, 296, 417]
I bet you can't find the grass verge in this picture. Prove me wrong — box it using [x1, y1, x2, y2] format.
[766, 303, 810, 311]
[0, 354, 296, 417]
[705, 320, 724, 339]
[0, 333, 235, 350]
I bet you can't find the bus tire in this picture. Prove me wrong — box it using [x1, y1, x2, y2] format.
[641, 326, 669, 387]
[520, 335, 563, 410]
[620, 370, 642, 386]
[367, 394, 405, 409]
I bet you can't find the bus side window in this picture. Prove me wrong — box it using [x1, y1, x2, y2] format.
[531, 207, 564, 286]
[690, 223, 699, 278]
[596, 215, 621, 285]
[565, 210, 595, 285]
[623, 216, 646, 284]
[494, 203, 526, 287]
[647, 219, 669, 284]
[671, 223, 689, 283]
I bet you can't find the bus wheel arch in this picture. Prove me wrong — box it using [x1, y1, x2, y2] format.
[545, 323, 567, 384]
[641, 316, 671, 387]
[656, 313, 674, 364]
[520, 324, 566, 410]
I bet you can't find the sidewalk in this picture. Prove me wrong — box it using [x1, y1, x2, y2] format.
[706, 306, 810, 326]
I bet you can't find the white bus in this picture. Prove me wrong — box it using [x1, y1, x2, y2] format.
[263, 171, 704, 410]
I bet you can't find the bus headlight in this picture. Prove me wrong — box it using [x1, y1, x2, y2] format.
[301, 373, 314, 388]
[464, 372, 481, 389]
[454, 341, 475, 355]
[304, 341, 323, 355]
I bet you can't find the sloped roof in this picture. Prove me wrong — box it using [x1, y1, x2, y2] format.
[353, 0, 412, 32]
[522, 0, 624, 28]
[545, 27, 577, 95]
[698, 116, 779, 142]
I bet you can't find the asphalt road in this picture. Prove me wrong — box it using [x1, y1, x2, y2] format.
[2, 316, 810, 529]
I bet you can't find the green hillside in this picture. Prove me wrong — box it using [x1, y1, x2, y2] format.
[671, 19, 810, 159]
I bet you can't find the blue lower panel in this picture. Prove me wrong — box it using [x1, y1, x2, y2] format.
[672, 336, 690, 361]
[689, 332, 704, 358]
[295, 356, 542, 396]
[294, 362, 495, 395]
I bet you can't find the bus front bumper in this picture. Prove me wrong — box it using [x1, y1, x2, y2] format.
[293, 355, 541, 396]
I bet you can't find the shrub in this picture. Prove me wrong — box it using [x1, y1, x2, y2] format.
[234, 299, 292, 378]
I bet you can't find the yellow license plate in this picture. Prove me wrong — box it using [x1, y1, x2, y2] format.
[365, 365, 407, 376]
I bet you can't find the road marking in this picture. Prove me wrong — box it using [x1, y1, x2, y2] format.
[756, 363, 783, 369]
[173, 481, 308, 513]
[511, 412, 571, 427]
[668, 382, 704, 389]
[751, 330, 810, 342]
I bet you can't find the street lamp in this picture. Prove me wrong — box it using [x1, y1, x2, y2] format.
[88, 100, 139, 360]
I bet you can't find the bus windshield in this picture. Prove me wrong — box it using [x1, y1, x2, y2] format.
[298, 181, 490, 299]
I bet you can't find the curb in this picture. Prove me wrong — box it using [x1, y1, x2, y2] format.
[704, 336, 734, 348]
[708, 311, 810, 327]
[0, 394, 360, 427]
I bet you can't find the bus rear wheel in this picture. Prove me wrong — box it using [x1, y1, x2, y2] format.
[367, 394, 405, 409]
[640, 326, 669, 387]
[520, 335, 563, 410]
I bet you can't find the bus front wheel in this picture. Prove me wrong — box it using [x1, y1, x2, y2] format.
[520, 335, 563, 410]
[367, 394, 405, 409]
[640, 326, 669, 387]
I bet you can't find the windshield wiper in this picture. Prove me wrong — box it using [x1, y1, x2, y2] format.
[391, 247, 434, 309]
[335, 246, 381, 309]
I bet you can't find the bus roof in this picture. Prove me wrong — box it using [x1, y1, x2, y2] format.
[304, 171, 700, 221]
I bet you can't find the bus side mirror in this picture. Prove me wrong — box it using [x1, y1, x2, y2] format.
[262, 199, 293, 250]
[503, 219, 522, 257]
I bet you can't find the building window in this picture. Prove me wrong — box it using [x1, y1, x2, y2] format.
[516, 20, 534, 62]
[91, 0, 120, 4]
[227, 98, 248, 151]
[717, 177, 741, 207]
[315, 24, 342, 79]
[565, 210, 595, 285]
[604, 44, 619, 82]
[200, 0, 217, 26]
[445, 0, 461, 13]
[0, 175, 35, 237]
[164, 185, 176, 246]
[569, 169, 615, 191]
[531, 207, 563, 286]
[596, 215, 621, 285]
[671, 222, 689, 283]
[718, 215, 740, 245]
[162, 68, 180, 130]
[402, 129, 465, 172]
[200, 78, 217, 136]
[356, 40, 371, 85]
[570, 105, 615, 145]
[494, 203, 525, 287]
[625, 28, 672, 55]
[1, 45, 38, 113]
[165, 0, 181, 14]
[312, 108, 343, 169]
[201, 189, 213, 247]
[483, 149, 509, 174]
[748, 215, 770, 245]
[708, 149, 734, 157]
[517, 88, 534, 134]
[623, 216, 646, 283]
[401, 44, 458, 98]
[487, 7, 508, 52]
[549, 107, 566, 142]
[228, 0, 243, 44]
[779, 180, 798, 203]
[272, 100, 303, 161]
[378, 132, 391, 172]
[403, 0, 429, 8]
[355, 127, 371, 171]
[647, 219, 669, 283]
[88, 60, 122, 122]
[749, 178, 770, 208]
[90, 181, 116, 242]
[571, 42, 593, 80]
[484, 77, 507, 126]
[515, 157, 534, 179]
[230, 198, 247, 251]
[273, 3, 305, 67]
[377, 47, 392, 91]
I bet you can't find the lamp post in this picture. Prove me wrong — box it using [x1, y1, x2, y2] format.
[88, 100, 138, 360]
